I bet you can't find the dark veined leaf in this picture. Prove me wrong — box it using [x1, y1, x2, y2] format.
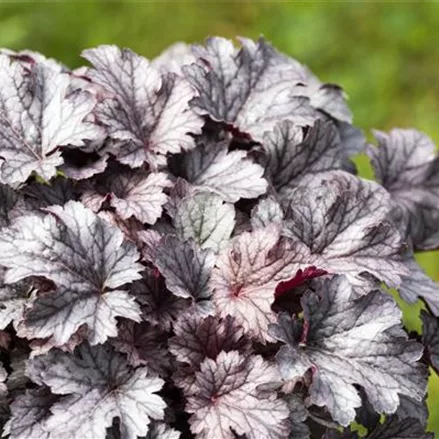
[184, 37, 351, 141]
[282, 171, 407, 287]
[0, 201, 142, 346]
[367, 128, 439, 250]
[153, 235, 216, 316]
[5, 388, 57, 439]
[286, 395, 310, 439]
[262, 119, 342, 197]
[111, 320, 172, 376]
[82, 45, 203, 169]
[211, 225, 316, 341]
[0, 53, 103, 185]
[186, 350, 289, 439]
[82, 167, 171, 225]
[398, 253, 439, 316]
[250, 197, 284, 230]
[0, 269, 32, 330]
[172, 134, 268, 202]
[421, 310, 439, 373]
[27, 343, 166, 439]
[269, 276, 427, 426]
[396, 395, 429, 428]
[169, 314, 250, 368]
[129, 268, 188, 333]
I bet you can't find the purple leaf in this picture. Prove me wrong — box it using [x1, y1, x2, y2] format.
[262, 119, 343, 197]
[186, 351, 289, 439]
[173, 134, 267, 202]
[82, 45, 203, 169]
[83, 168, 171, 224]
[398, 254, 439, 316]
[130, 269, 188, 332]
[184, 37, 321, 141]
[5, 388, 57, 439]
[421, 310, 439, 373]
[169, 314, 250, 368]
[367, 128, 439, 250]
[154, 235, 216, 316]
[283, 171, 408, 287]
[269, 276, 427, 426]
[111, 320, 172, 376]
[211, 225, 316, 341]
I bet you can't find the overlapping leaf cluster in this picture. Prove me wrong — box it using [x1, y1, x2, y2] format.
[0, 37, 437, 438]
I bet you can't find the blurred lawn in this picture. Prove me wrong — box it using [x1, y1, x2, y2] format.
[0, 0, 438, 435]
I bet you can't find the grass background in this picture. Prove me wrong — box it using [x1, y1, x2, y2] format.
[0, 1, 438, 435]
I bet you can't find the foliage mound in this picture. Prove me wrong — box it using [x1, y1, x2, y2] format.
[0, 37, 438, 438]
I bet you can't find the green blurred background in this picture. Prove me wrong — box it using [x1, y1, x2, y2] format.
[0, 0, 438, 435]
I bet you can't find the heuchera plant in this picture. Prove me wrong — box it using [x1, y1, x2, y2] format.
[0, 36, 438, 438]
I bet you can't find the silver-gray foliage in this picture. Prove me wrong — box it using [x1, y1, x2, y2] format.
[0, 37, 435, 439]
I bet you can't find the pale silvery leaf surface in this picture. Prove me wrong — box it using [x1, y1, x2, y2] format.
[108, 171, 170, 224]
[27, 343, 166, 439]
[262, 119, 342, 197]
[154, 235, 215, 315]
[0, 54, 103, 185]
[0, 201, 142, 345]
[0, 48, 65, 74]
[269, 276, 427, 426]
[186, 350, 289, 439]
[82, 45, 203, 169]
[151, 42, 195, 76]
[421, 310, 439, 373]
[282, 171, 407, 287]
[184, 37, 321, 141]
[0, 38, 435, 438]
[303, 82, 352, 124]
[211, 225, 316, 341]
[105, 421, 180, 439]
[172, 135, 267, 202]
[398, 254, 439, 316]
[6, 388, 57, 439]
[169, 314, 250, 368]
[173, 192, 235, 252]
[367, 128, 439, 250]
[250, 197, 284, 229]
[82, 167, 171, 224]
[145, 422, 181, 439]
